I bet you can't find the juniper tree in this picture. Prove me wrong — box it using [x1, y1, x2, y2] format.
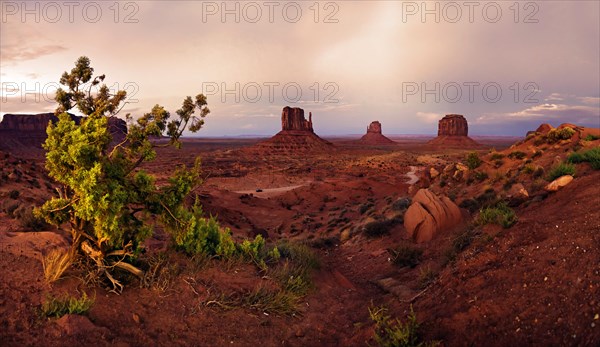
[37, 56, 235, 292]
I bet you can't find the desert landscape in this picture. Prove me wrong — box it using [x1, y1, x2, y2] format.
[1, 2, 599, 346]
[1, 99, 599, 346]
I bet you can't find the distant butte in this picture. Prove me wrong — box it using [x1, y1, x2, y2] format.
[427, 114, 482, 148]
[358, 121, 395, 145]
[0, 113, 127, 152]
[253, 106, 333, 152]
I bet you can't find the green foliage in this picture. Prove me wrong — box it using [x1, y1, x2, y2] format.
[42, 292, 94, 317]
[172, 203, 236, 258]
[369, 305, 436, 347]
[36, 56, 212, 291]
[546, 162, 576, 181]
[465, 152, 482, 170]
[15, 205, 49, 231]
[521, 164, 535, 174]
[508, 151, 527, 160]
[388, 245, 423, 268]
[546, 127, 575, 143]
[473, 171, 488, 182]
[489, 152, 505, 160]
[568, 147, 600, 170]
[477, 202, 517, 228]
[584, 134, 600, 141]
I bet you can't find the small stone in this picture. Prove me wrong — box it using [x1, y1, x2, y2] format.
[133, 313, 140, 324]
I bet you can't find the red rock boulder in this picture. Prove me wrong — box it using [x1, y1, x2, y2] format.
[404, 189, 462, 243]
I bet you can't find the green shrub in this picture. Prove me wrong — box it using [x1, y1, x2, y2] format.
[508, 151, 527, 160]
[531, 150, 542, 159]
[173, 205, 236, 258]
[41, 292, 94, 317]
[494, 160, 504, 168]
[584, 134, 600, 141]
[522, 164, 535, 174]
[477, 202, 517, 228]
[546, 162, 576, 181]
[490, 152, 505, 160]
[473, 171, 488, 182]
[465, 152, 482, 170]
[369, 305, 437, 347]
[547, 127, 575, 143]
[568, 147, 600, 170]
[388, 245, 423, 268]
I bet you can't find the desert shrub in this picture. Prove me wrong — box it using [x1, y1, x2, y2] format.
[388, 245, 423, 268]
[547, 127, 575, 143]
[173, 206, 236, 258]
[359, 202, 374, 214]
[392, 197, 411, 211]
[15, 205, 49, 231]
[546, 162, 576, 181]
[584, 134, 600, 141]
[477, 202, 517, 228]
[41, 292, 94, 317]
[531, 150, 542, 159]
[458, 198, 479, 213]
[522, 164, 535, 174]
[473, 171, 488, 182]
[369, 305, 437, 347]
[418, 267, 437, 289]
[532, 166, 545, 179]
[363, 219, 395, 238]
[465, 152, 482, 170]
[275, 242, 320, 270]
[142, 252, 181, 291]
[1, 200, 20, 217]
[568, 147, 600, 170]
[494, 159, 504, 168]
[8, 189, 20, 199]
[439, 179, 446, 187]
[508, 151, 527, 160]
[43, 249, 74, 283]
[490, 152, 505, 160]
[475, 188, 498, 208]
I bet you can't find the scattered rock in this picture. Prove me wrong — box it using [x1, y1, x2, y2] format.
[545, 175, 574, 192]
[430, 167, 440, 179]
[506, 183, 529, 206]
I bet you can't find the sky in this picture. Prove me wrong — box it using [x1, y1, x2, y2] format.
[1, 0, 599, 136]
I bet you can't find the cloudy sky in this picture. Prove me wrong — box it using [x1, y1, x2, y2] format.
[1, 1, 599, 136]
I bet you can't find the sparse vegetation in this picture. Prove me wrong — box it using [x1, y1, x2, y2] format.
[477, 202, 517, 228]
[508, 151, 527, 160]
[369, 305, 437, 347]
[584, 134, 600, 141]
[546, 162, 576, 181]
[418, 267, 437, 289]
[41, 292, 94, 317]
[465, 152, 482, 170]
[490, 152, 505, 160]
[15, 205, 49, 231]
[568, 147, 600, 170]
[363, 218, 397, 238]
[388, 245, 423, 268]
[473, 171, 488, 182]
[546, 127, 575, 143]
[43, 249, 74, 283]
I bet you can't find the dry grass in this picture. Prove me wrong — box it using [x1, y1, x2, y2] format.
[42, 248, 74, 283]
